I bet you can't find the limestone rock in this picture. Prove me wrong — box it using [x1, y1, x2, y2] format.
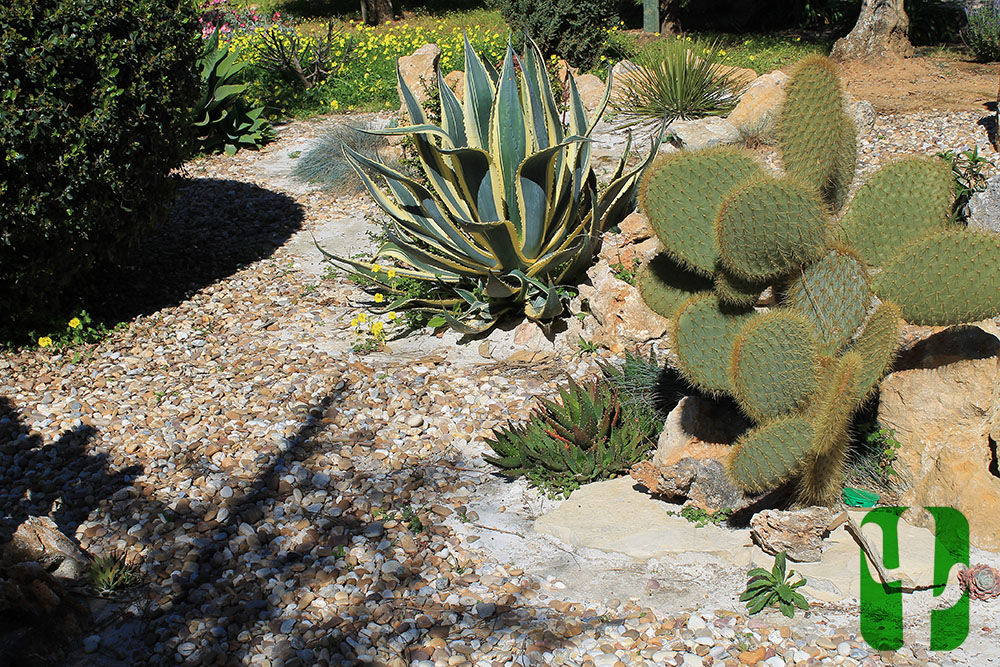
[667, 116, 739, 151]
[610, 59, 641, 101]
[726, 70, 789, 139]
[5, 516, 89, 580]
[534, 476, 752, 562]
[877, 325, 1000, 551]
[651, 396, 750, 467]
[577, 258, 668, 352]
[716, 64, 759, 88]
[847, 99, 876, 133]
[631, 458, 746, 512]
[966, 173, 1000, 235]
[443, 70, 464, 101]
[397, 44, 441, 111]
[574, 73, 608, 116]
[749, 507, 837, 562]
[616, 210, 653, 245]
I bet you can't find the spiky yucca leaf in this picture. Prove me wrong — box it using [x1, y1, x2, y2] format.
[320, 37, 655, 332]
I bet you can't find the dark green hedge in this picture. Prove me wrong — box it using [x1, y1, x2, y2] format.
[499, 0, 618, 69]
[0, 0, 201, 333]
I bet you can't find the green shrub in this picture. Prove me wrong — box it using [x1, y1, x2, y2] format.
[498, 0, 617, 68]
[193, 30, 271, 155]
[292, 121, 398, 195]
[611, 37, 744, 128]
[965, 3, 1000, 61]
[0, 0, 201, 334]
[485, 378, 660, 497]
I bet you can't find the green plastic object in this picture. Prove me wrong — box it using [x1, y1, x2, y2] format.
[843, 487, 879, 507]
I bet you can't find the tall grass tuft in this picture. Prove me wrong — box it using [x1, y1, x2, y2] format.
[611, 37, 744, 128]
[292, 121, 397, 195]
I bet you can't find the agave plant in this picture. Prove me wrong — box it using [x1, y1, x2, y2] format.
[193, 31, 270, 156]
[485, 378, 659, 497]
[319, 37, 654, 332]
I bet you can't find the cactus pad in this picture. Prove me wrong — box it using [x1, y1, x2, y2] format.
[847, 300, 901, 400]
[729, 309, 822, 423]
[639, 148, 764, 276]
[873, 230, 1000, 325]
[777, 55, 856, 210]
[782, 249, 872, 354]
[714, 262, 768, 307]
[636, 253, 714, 319]
[797, 353, 861, 505]
[727, 416, 815, 493]
[671, 294, 753, 395]
[839, 157, 955, 267]
[716, 176, 830, 281]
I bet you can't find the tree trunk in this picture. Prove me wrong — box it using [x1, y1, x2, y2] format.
[361, 0, 393, 26]
[659, 0, 681, 34]
[831, 0, 913, 61]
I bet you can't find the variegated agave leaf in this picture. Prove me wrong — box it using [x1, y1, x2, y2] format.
[322, 35, 656, 331]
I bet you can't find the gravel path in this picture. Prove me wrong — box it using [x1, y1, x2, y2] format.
[1, 109, 997, 666]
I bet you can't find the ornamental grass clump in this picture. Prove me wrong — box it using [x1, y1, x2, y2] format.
[635, 54, 1000, 506]
[485, 378, 660, 497]
[611, 37, 744, 129]
[319, 36, 653, 333]
[293, 121, 398, 195]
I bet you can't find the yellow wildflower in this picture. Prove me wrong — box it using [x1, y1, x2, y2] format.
[371, 321, 384, 337]
[372, 263, 382, 273]
[68, 317, 81, 329]
[387, 311, 398, 321]
[38, 337, 53, 348]
[358, 312, 368, 323]
[374, 293, 384, 303]
[387, 268, 396, 279]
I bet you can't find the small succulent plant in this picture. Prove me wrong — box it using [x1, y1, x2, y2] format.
[958, 564, 1000, 601]
[88, 551, 142, 597]
[740, 551, 810, 618]
[484, 378, 659, 498]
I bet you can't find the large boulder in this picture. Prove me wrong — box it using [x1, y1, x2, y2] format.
[667, 116, 739, 151]
[630, 395, 752, 512]
[966, 173, 1000, 235]
[397, 44, 441, 111]
[577, 211, 666, 352]
[574, 73, 609, 116]
[877, 324, 1000, 551]
[726, 70, 789, 140]
[4, 516, 89, 579]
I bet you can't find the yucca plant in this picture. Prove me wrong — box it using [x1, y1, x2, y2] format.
[193, 30, 270, 156]
[611, 37, 744, 129]
[318, 36, 654, 332]
[485, 378, 660, 497]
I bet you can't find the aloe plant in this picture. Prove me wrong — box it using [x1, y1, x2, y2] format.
[485, 378, 659, 497]
[319, 37, 654, 332]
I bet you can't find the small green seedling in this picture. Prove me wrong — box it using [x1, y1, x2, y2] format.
[740, 551, 809, 618]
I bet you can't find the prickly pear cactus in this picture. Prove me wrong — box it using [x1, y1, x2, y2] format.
[635, 54, 1000, 505]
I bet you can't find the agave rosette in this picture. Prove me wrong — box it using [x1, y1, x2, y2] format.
[320, 36, 653, 332]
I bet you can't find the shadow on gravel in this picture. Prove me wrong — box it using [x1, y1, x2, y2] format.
[0, 395, 141, 665]
[119, 392, 577, 665]
[0, 396, 139, 543]
[87, 178, 304, 323]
